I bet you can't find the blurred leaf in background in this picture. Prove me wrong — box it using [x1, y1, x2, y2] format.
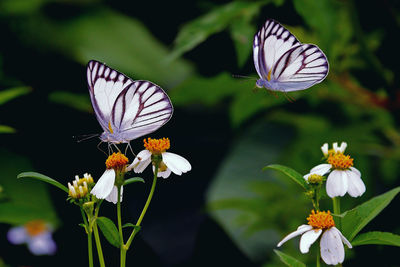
[0, 149, 59, 227]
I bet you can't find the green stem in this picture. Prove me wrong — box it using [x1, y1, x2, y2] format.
[80, 208, 93, 267]
[125, 162, 159, 250]
[332, 197, 341, 230]
[316, 250, 320, 267]
[93, 222, 106, 267]
[117, 185, 125, 267]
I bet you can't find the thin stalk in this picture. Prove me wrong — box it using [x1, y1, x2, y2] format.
[93, 222, 106, 267]
[316, 251, 320, 267]
[117, 185, 125, 267]
[80, 208, 93, 267]
[125, 162, 159, 250]
[332, 197, 341, 230]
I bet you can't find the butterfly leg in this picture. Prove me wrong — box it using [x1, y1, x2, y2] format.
[125, 142, 136, 158]
[97, 141, 108, 156]
[282, 91, 296, 102]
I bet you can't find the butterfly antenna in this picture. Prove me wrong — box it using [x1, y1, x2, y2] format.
[232, 74, 257, 80]
[73, 133, 100, 143]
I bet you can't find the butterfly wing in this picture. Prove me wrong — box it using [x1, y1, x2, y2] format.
[254, 19, 328, 91]
[87, 60, 134, 132]
[110, 80, 173, 141]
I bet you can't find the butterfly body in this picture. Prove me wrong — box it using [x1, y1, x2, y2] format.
[253, 19, 329, 92]
[87, 60, 173, 144]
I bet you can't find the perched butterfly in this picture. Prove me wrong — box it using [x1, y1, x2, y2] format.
[87, 60, 173, 144]
[253, 19, 329, 92]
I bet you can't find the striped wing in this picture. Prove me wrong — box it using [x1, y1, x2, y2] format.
[111, 80, 173, 140]
[87, 60, 134, 132]
[253, 19, 328, 91]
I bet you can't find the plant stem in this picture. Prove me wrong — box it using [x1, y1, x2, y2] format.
[93, 222, 106, 267]
[332, 197, 341, 230]
[117, 185, 126, 267]
[125, 162, 159, 250]
[316, 251, 320, 267]
[81, 208, 93, 267]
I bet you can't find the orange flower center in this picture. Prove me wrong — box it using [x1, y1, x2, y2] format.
[307, 210, 335, 230]
[25, 220, 47, 236]
[327, 153, 353, 170]
[106, 152, 129, 169]
[144, 137, 170, 154]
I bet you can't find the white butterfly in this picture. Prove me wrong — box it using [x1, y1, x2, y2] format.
[87, 60, 173, 144]
[253, 19, 329, 92]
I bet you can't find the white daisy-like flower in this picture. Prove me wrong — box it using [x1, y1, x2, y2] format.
[7, 220, 57, 255]
[90, 152, 128, 204]
[304, 142, 365, 198]
[277, 210, 352, 265]
[126, 137, 191, 178]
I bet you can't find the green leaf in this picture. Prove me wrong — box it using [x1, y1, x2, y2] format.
[341, 187, 400, 241]
[0, 86, 31, 106]
[96, 217, 120, 248]
[351, 231, 400, 247]
[169, 1, 263, 61]
[48, 91, 92, 113]
[122, 223, 141, 232]
[123, 177, 145, 186]
[274, 249, 306, 267]
[17, 172, 68, 193]
[263, 164, 309, 190]
[0, 125, 16, 133]
[0, 150, 59, 226]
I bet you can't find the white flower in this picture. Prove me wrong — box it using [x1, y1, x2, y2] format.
[126, 138, 191, 178]
[304, 142, 365, 198]
[7, 220, 57, 255]
[90, 152, 128, 204]
[277, 210, 352, 265]
[90, 169, 123, 204]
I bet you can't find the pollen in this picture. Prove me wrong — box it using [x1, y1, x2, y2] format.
[327, 152, 354, 170]
[25, 220, 47, 236]
[143, 137, 170, 154]
[307, 210, 335, 230]
[106, 152, 129, 169]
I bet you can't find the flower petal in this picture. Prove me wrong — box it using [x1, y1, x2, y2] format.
[105, 186, 123, 204]
[350, 166, 361, 177]
[162, 152, 191, 176]
[277, 225, 312, 247]
[153, 165, 172, 178]
[309, 164, 332, 176]
[321, 143, 329, 156]
[7, 226, 28, 245]
[326, 170, 348, 198]
[300, 229, 322, 253]
[346, 170, 366, 197]
[126, 150, 152, 172]
[90, 169, 115, 199]
[335, 227, 352, 249]
[320, 227, 345, 265]
[28, 232, 57, 255]
[338, 142, 347, 153]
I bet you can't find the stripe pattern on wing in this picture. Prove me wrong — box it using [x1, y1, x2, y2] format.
[87, 60, 133, 131]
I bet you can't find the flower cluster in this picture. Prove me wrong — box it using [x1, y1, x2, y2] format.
[278, 210, 351, 265]
[68, 173, 94, 199]
[304, 142, 365, 198]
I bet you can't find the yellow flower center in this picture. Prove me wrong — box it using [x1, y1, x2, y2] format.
[327, 153, 353, 170]
[307, 210, 335, 230]
[307, 174, 324, 184]
[106, 152, 129, 169]
[25, 220, 47, 236]
[144, 137, 170, 154]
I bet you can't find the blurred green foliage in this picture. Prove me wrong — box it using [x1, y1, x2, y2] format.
[0, 0, 399, 265]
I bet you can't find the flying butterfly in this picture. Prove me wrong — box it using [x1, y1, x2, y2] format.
[87, 60, 173, 144]
[253, 19, 329, 92]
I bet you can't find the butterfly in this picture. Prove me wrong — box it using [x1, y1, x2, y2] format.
[86, 60, 173, 144]
[253, 19, 329, 92]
